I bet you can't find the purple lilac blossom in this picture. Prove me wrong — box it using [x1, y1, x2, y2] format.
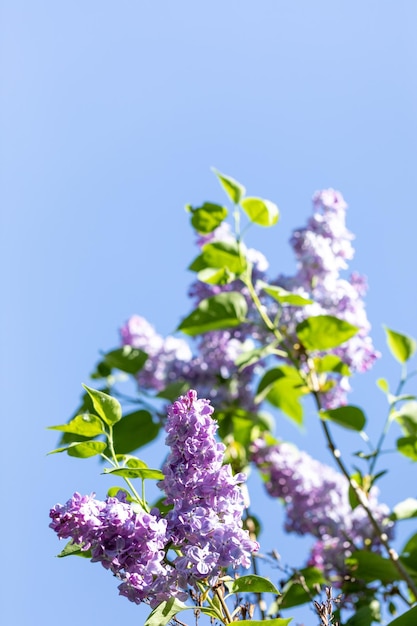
[120, 315, 259, 411]
[251, 439, 393, 581]
[49, 492, 170, 604]
[275, 189, 379, 407]
[50, 390, 258, 606]
[120, 315, 192, 391]
[159, 389, 259, 581]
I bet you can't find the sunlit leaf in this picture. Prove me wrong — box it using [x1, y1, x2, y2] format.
[103, 467, 164, 480]
[384, 326, 417, 363]
[231, 574, 279, 594]
[82, 384, 122, 425]
[48, 413, 104, 437]
[235, 343, 283, 370]
[259, 281, 313, 306]
[296, 315, 358, 350]
[238, 617, 293, 626]
[313, 355, 351, 376]
[178, 292, 247, 335]
[107, 486, 132, 500]
[393, 401, 417, 437]
[144, 598, 190, 626]
[401, 532, 417, 558]
[257, 366, 306, 425]
[391, 498, 417, 521]
[200, 240, 247, 274]
[240, 197, 279, 227]
[397, 436, 417, 461]
[377, 378, 390, 393]
[49, 441, 107, 458]
[57, 540, 91, 559]
[212, 168, 246, 204]
[197, 267, 234, 285]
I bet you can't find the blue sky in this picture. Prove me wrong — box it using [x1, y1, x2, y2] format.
[1, 2, 417, 625]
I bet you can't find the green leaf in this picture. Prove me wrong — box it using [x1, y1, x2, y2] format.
[384, 326, 417, 363]
[90, 360, 112, 379]
[103, 467, 164, 480]
[279, 567, 325, 609]
[296, 315, 359, 350]
[151, 496, 173, 516]
[104, 346, 148, 374]
[240, 196, 279, 227]
[386, 606, 417, 626]
[259, 282, 313, 306]
[82, 384, 122, 425]
[238, 617, 293, 626]
[197, 266, 234, 285]
[107, 486, 133, 501]
[348, 472, 362, 510]
[346, 551, 402, 584]
[401, 531, 417, 556]
[57, 540, 91, 559]
[112, 410, 160, 454]
[177, 292, 247, 336]
[48, 414, 104, 437]
[397, 436, 417, 461]
[68, 441, 107, 458]
[212, 168, 246, 204]
[125, 456, 148, 468]
[320, 406, 366, 431]
[49, 440, 107, 458]
[393, 401, 417, 437]
[391, 498, 417, 521]
[345, 600, 381, 626]
[231, 574, 279, 595]
[313, 355, 351, 376]
[60, 392, 96, 444]
[377, 377, 390, 393]
[200, 240, 247, 274]
[186, 202, 228, 234]
[257, 366, 306, 425]
[235, 343, 282, 370]
[144, 598, 190, 626]
[217, 409, 274, 450]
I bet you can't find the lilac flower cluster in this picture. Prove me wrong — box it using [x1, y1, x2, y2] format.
[120, 315, 258, 410]
[159, 389, 258, 579]
[50, 390, 258, 606]
[275, 189, 380, 407]
[251, 439, 394, 581]
[49, 492, 169, 604]
[120, 315, 192, 391]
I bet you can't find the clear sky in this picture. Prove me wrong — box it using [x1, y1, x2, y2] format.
[1, 2, 417, 625]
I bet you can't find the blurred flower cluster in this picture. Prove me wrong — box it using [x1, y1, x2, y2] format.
[251, 439, 394, 582]
[274, 189, 380, 407]
[121, 189, 379, 411]
[50, 390, 257, 606]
